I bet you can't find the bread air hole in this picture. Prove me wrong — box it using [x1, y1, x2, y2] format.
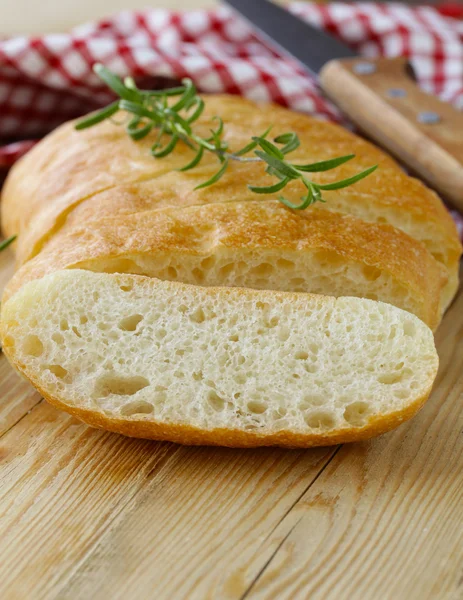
[247, 401, 267, 414]
[403, 320, 416, 337]
[304, 411, 335, 429]
[119, 282, 134, 292]
[344, 402, 370, 426]
[118, 314, 143, 332]
[219, 263, 234, 277]
[362, 265, 382, 281]
[249, 263, 274, 277]
[189, 306, 216, 324]
[265, 316, 279, 328]
[94, 375, 150, 398]
[120, 401, 154, 416]
[192, 267, 204, 283]
[52, 333, 64, 345]
[377, 372, 404, 385]
[276, 258, 295, 270]
[314, 249, 345, 268]
[190, 307, 206, 324]
[299, 394, 324, 410]
[22, 335, 44, 357]
[46, 365, 68, 379]
[72, 326, 82, 338]
[207, 390, 225, 411]
[201, 256, 216, 269]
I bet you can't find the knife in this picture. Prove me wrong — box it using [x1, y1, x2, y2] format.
[222, 0, 463, 209]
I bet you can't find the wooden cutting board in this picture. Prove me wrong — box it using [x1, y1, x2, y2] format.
[0, 243, 462, 600]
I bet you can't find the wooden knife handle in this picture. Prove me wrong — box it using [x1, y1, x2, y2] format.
[319, 57, 463, 209]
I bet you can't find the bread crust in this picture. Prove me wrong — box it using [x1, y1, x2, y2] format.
[2, 94, 460, 277]
[0, 317, 434, 449]
[33, 382, 433, 448]
[3, 200, 446, 328]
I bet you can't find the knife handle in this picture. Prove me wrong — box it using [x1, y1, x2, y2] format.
[319, 57, 463, 209]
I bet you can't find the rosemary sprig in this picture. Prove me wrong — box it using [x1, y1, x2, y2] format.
[76, 64, 377, 208]
[0, 235, 16, 253]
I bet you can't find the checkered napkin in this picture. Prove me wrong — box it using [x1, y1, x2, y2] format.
[0, 2, 462, 236]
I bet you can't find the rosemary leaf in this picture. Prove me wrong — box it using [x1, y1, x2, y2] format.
[165, 109, 193, 135]
[151, 134, 180, 158]
[317, 165, 378, 190]
[126, 117, 153, 141]
[234, 126, 272, 156]
[94, 64, 139, 102]
[194, 159, 229, 190]
[178, 146, 204, 171]
[293, 154, 355, 172]
[254, 137, 285, 160]
[0, 234, 17, 252]
[172, 79, 197, 111]
[186, 97, 205, 123]
[274, 132, 300, 155]
[75, 101, 120, 130]
[248, 177, 290, 194]
[119, 100, 161, 123]
[254, 151, 300, 180]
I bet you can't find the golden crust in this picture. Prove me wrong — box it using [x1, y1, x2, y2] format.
[58, 167, 460, 308]
[12, 374, 433, 448]
[2, 94, 460, 275]
[3, 200, 445, 329]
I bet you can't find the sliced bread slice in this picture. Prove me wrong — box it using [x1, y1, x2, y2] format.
[0, 269, 438, 448]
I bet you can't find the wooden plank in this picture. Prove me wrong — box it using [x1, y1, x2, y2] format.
[58, 446, 337, 600]
[0, 402, 183, 599]
[1, 245, 43, 435]
[0, 398, 336, 600]
[0, 357, 41, 436]
[0, 243, 15, 288]
[236, 280, 463, 600]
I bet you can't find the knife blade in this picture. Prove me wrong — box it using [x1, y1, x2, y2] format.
[221, 0, 356, 76]
[222, 0, 463, 209]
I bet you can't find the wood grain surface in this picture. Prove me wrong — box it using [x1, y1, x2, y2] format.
[0, 233, 462, 599]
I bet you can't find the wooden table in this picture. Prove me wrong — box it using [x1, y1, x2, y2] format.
[1, 241, 462, 600]
[1, 1, 462, 598]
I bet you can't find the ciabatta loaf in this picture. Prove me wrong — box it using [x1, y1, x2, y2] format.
[0, 270, 438, 448]
[2, 95, 461, 312]
[0, 94, 460, 447]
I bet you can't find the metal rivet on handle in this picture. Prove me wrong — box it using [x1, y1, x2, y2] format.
[417, 111, 441, 124]
[387, 88, 407, 98]
[353, 62, 377, 75]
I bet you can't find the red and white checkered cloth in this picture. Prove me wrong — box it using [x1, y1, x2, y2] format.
[0, 2, 462, 236]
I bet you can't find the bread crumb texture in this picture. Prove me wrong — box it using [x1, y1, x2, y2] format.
[0, 270, 438, 444]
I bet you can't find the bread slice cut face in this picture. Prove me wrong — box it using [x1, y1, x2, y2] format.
[0, 270, 438, 448]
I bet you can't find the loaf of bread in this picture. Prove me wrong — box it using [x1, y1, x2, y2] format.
[0, 94, 460, 446]
[0, 270, 438, 447]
